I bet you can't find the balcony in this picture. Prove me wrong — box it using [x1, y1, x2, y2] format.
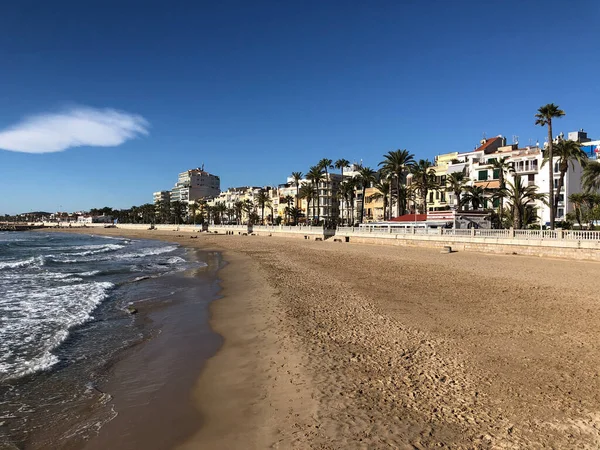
[513, 161, 539, 174]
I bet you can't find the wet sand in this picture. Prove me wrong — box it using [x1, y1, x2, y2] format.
[47, 227, 600, 448]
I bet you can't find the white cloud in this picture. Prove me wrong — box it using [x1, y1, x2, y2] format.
[0, 107, 149, 153]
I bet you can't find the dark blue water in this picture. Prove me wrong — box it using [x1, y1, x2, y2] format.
[0, 231, 209, 448]
[0, 232, 192, 381]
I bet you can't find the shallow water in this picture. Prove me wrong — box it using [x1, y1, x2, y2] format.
[0, 232, 217, 449]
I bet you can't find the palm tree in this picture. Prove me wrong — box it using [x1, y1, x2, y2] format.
[379, 149, 415, 217]
[291, 171, 303, 207]
[241, 199, 254, 224]
[540, 139, 587, 215]
[368, 178, 391, 221]
[188, 202, 198, 225]
[409, 159, 437, 214]
[337, 180, 355, 225]
[306, 165, 324, 224]
[318, 159, 334, 220]
[226, 207, 236, 224]
[501, 175, 548, 229]
[489, 157, 515, 215]
[171, 201, 186, 224]
[461, 185, 488, 210]
[357, 166, 377, 223]
[234, 200, 244, 225]
[535, 103, 566, 229]
[445, 170, 469, 211]
[335, 159, 350, 180]
[583, 161, 600, 192]
[283, 195, 294, 224]
[299, 184, 315, 224]
[568, 192, 589, 229]
[254, 190, 271, 225]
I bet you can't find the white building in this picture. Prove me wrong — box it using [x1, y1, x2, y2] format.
[171, 168, 220, 204]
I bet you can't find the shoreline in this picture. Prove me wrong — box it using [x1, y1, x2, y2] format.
[36, 227, 600, 448]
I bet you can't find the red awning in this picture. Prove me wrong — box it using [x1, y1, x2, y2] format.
[389, 214, 427, 222]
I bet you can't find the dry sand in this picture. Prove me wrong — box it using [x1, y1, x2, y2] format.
[54, 228, 600, 448]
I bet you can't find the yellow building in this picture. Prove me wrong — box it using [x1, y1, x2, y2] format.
[428, 151, 458, 211]
[363, 186, 386, 222]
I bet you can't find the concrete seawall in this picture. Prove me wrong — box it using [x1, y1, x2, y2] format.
[40, 223, 600, 262]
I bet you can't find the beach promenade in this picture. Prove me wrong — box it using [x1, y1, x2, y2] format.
[54, 228, 600, 449]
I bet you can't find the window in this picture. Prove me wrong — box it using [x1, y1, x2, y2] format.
[554, 162, 559, 173]
[435, 191, 440, 200]
[558, 194, 564, 202]
[440, 192, 446, 202]
[488, 158, 497, 164]
[554, 179, 559, 189]
[429, 192, 434, 203]
[478, 170, 488, 181]
[492, 169, 500, 180]
[557, 208, 564, 218]
[493, 197, 500, 208]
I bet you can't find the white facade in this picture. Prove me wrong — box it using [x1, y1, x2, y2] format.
[171, 168, 220, 204]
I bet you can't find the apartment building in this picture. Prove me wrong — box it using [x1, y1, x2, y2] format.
[170, 168, 220, 204]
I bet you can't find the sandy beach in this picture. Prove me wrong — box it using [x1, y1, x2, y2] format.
[48, 228, 600, 449]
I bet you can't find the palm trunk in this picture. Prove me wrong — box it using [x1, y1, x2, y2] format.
[395, 174, 400, 218]
[360, 187, 366, 222]
[514, 206, 522, 230]
[383, 196, 388, 221]
[554, 166, 567, 216]
[548, 123, 555, 229]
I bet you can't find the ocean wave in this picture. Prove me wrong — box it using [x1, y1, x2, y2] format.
[0, 281, 114, 381]
[166, 256, 186, 264]
[0, 256, 44, 270]
[78, 270, 101, 277]
[68, 243, 125, 257]
[115, 245, 178, 260]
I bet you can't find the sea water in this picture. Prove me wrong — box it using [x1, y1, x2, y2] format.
[0, 231, 203, 447]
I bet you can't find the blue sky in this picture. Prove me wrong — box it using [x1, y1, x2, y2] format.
[0, 0, 598, 214]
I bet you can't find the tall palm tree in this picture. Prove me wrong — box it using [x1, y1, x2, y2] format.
[535, 103, 566, 229]
[242, 199, 254, 224]
[335, 158, 350, 180]
[306, 165, 324, 223]
[254, 190, 271, 225]
[501, 175, 548, 229]
[445, 170, 469, 210]
[318, 159, 334, 220]
[379, 149, 415, 217]
[337, 180, 355, 225]
[368, 178, 391, 221]
[284, 195, 294, 224]
[298, 184, 315, 224]
[409, 159, 437, 214]
[334, 158, 350, 223]
[583, 161, 600, 192]
[226, 207, 236, 224]
[188, 202, 198, 225]
[234, 200, 244, 225]
[291, 171, 303, 207]
[357, 166, 376, 223]
[568, 192, 589, 229]
[541, 139, 588, 214]
[489, 157, 515, 215]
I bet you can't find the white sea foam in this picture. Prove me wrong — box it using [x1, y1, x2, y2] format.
[0, 256, 44, 270]
[166, 256, 186, 264]
[115, 245, 178, 260]
[0, 281, 114, 380]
